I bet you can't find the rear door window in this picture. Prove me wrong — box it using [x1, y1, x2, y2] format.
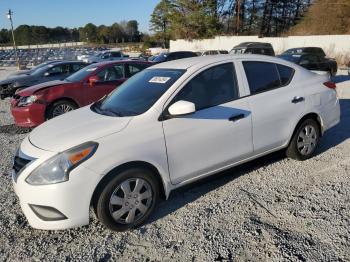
[243, 61, 281, 94]
[71, 63, 86, 73]
[127, 63, 149, 77]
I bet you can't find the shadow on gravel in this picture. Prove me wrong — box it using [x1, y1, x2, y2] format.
[148, 151, 285, 224]
[316, 98, 350, 154]
[148, 99, 350, 225]
[0, 124, 31, 135]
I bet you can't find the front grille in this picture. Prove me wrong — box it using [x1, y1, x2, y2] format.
[13, 156, 31, 173]
[12, 156, 32, 182]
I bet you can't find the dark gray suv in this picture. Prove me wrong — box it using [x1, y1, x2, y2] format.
[0, 61, 88, 99]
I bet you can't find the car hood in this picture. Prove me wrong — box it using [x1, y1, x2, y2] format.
[0, 74, 31, 85]
[18, 80, 67, 96]
[7, 70, 31, 78]
[29, 106, 132, 152]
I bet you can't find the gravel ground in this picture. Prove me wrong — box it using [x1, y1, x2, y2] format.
[0, 67, 350, 261]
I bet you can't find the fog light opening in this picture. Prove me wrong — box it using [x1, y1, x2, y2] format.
[29, 204, 67, 221]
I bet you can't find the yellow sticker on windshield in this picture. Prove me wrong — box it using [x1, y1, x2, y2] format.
[149, 76, 171, 84]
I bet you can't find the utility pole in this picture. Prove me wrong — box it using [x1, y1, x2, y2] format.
[7, 9, 20, 69]
[236, 0, 241, 35]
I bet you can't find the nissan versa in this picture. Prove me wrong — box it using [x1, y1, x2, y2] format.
[12, 55, 340, 231]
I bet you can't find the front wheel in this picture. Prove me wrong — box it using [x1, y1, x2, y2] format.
[286, 119, 320, 161]
[95, 168, 159, 231]
[46, 100, 77, 120]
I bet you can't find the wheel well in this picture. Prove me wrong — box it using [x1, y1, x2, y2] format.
[290, 113, 323, 144]
[91, 161, 166, 208]
[45, 97, 79, 118]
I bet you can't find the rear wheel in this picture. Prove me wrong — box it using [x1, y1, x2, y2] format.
[46, 100, 77, 119]
[95, 168, 159, 231]
[286, 119, 320, 161]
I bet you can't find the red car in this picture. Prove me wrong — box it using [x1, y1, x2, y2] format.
[11, 60, 152, 127]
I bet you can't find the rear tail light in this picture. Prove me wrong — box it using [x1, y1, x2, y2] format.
[323, 81, 336, 89]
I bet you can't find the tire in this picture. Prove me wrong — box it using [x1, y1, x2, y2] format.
[95, 168, 159, 231]
[46, 100, 78, 120]
[286, 119, 320, 161]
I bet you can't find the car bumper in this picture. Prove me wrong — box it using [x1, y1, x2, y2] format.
[12, 141, 101, 230]
[11, 103, 46, 128]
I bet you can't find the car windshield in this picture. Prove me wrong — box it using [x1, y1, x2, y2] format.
[279, 55, 301, 63]
[66, 64, 98, 82]
[230, 48, 246, 54]
[92, 69, 185, 117]
[152, 53, 168, 63]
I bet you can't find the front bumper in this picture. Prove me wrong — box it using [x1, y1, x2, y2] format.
[11, 102, 46, 128]
[12, 139, 101, 230]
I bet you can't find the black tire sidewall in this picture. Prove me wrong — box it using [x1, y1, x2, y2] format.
[96, 168, 159, 231]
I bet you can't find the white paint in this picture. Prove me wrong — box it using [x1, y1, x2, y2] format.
[14, 55, 340, 230]
[170, 35, 350, 58]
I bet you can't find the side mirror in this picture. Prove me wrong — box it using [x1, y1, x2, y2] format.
[88, 75, 100, 86]
[44, 72, 50, 77]
[168, 100, 195, 117]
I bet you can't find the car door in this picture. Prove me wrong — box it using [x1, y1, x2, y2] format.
[43, 64, 71, 82]
[162, 62, 253, 184]
[240, 60, 305, 154]
[84, 63, 126, 105]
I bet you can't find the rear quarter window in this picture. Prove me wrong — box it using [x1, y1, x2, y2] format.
[277, 64, 294, 85]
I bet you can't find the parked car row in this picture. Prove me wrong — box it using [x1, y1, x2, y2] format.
[11, 60, 151, 127]
[11, 54, 340, 231]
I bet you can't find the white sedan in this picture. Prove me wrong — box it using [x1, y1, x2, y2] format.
[12, 55, 340, 231]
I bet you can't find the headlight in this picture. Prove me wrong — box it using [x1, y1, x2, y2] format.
[17, 95, 37, 107]
[25, 142, 98, 185]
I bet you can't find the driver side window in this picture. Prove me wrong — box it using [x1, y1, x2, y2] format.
[173, 63, 239, 111]
[96, 65, 124, 82]
[46, 64, 70, 76]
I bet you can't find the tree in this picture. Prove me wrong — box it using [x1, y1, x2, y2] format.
[150, 0, 173, 47]
[81, 23, 98, 43]
[126, 20, 140, 42]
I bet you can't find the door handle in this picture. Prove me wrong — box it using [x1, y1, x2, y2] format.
[228, 113, 245, 122]
[291, 96, 305, 104]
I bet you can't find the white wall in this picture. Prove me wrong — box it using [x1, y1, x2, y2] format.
[170, 35, 350, 58]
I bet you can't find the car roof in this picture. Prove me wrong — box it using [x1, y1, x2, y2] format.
[91, 60, 152, 67]
[150, 54, 287, 70]
[234, 42, 273, 48]
[52, 61, 87, 65]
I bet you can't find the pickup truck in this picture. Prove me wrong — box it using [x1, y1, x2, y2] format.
[279, 47, 337, 76]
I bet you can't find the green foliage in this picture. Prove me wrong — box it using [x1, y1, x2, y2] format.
[0, 20, 141, 45]
[150, 0, 315, 43]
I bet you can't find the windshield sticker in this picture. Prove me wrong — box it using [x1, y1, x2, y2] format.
[86, 67, 98, 72]
[149, 76, 171, 84]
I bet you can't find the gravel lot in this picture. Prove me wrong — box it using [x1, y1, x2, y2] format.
[0, 67, 350, 261]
